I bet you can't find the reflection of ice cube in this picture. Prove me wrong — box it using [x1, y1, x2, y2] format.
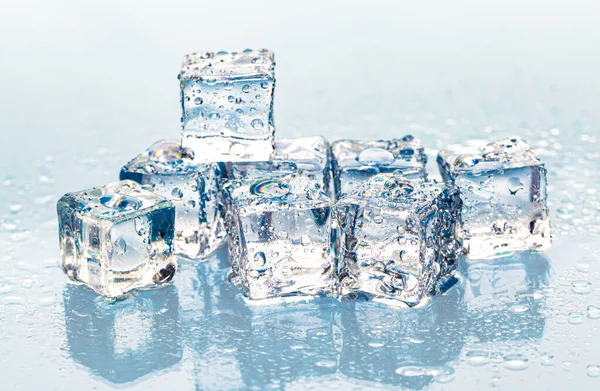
[224, 173, 336, 300]
[63, 285, 182, 383]
[180, 49, 275, 162]
[338, 285, 465, 389]
[461, 252, 551, 342]
[176, 253, 251, 391]
[438, 137, 551, 259]
[57, 180, 176, 297]
[120, 140, 226, 259]
[240, 300, 338, 388]
[332, 135, 427, 199]
[336, 174, 462, 306]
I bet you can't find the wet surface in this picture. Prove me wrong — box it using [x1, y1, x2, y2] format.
[1, 1, 600, 389]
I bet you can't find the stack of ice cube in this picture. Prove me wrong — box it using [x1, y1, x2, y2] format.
[57, 48, 551, 306]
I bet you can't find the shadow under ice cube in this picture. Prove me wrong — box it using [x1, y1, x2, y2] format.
[332, 135, 427, 200]
[224, 173, 336, 300]
[120, 139, 226, 259]
[57, 180, 176, 297]
[180, 49, 275, 162]
[336, 174, 462, 307]
[437, 136, 551, 260]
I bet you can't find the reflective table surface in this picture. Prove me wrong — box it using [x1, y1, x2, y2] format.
[1, 1, 599, 389]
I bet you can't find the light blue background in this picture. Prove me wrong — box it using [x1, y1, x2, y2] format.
[1, 1, 599, 389]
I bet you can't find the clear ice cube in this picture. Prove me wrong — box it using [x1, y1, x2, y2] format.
[57, 180, 176, 297]
[224, 173, 336, 300]
[180, 49, 275, 162]
[335, 173, 462, 307]
[437, 136, 551, 259]
[331, 135, 427, 200]
[226, 136, 332, 195]
[120, 140, 226, 259]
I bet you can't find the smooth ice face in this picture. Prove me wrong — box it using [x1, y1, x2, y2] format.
[331, 135, 427, 200]
[224, 173, 336, 300]
[226, 136, 332, 195]
[57, 180, 176, 297]
[120, 140, 226, 259]
[180, 49, 275, 162]
[336, 173, 462, 307]
[437, 136, 551, 259]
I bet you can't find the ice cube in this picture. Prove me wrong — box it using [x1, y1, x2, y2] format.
[226, 136, 332, 195]
[120, 140, 226, 259]
[331, 135, 427, 200]
[437, 136, 551, 259]
[57, 180, 176, 297]
[223, 173, 336, 300]
[180, 49, 275, 162]
[335, 173, 462, 307]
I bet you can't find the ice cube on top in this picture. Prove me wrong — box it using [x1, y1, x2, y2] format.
[180, 49, 276, 163]
[57, 180, 176, 297]
[227, 136, 331, 195]
[120, 140, 226, 259]
[224, 173, 336, 301]
[336, 173, 462, 307]
[437, 136, 551, 260]
[331, 135, 427, 199]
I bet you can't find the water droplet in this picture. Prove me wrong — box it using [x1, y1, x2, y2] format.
[455, 155, 479, 168]
[171, 187, 184, 199]
[507, 177, 524, 195]
[115, 237, 127, 255]
[9, 204, 22, 214]
[587, 364, 600, 377]
[568, 312, 585, 324]
[358, 148, 395, 165]
[503, 354, 529, 371]
[571, 280, 592, 294]
[395, 366, 427, 376]
[315, 360, 336, 368]
[251, 119, 264, 130]
[587, 305, 600, 319]
[253, 252, 266, 267]
[466, 350, 489, 366]
[193, 97, 203, 105]
[242, 84, 250, 93]
[300, 235, 312, 246]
